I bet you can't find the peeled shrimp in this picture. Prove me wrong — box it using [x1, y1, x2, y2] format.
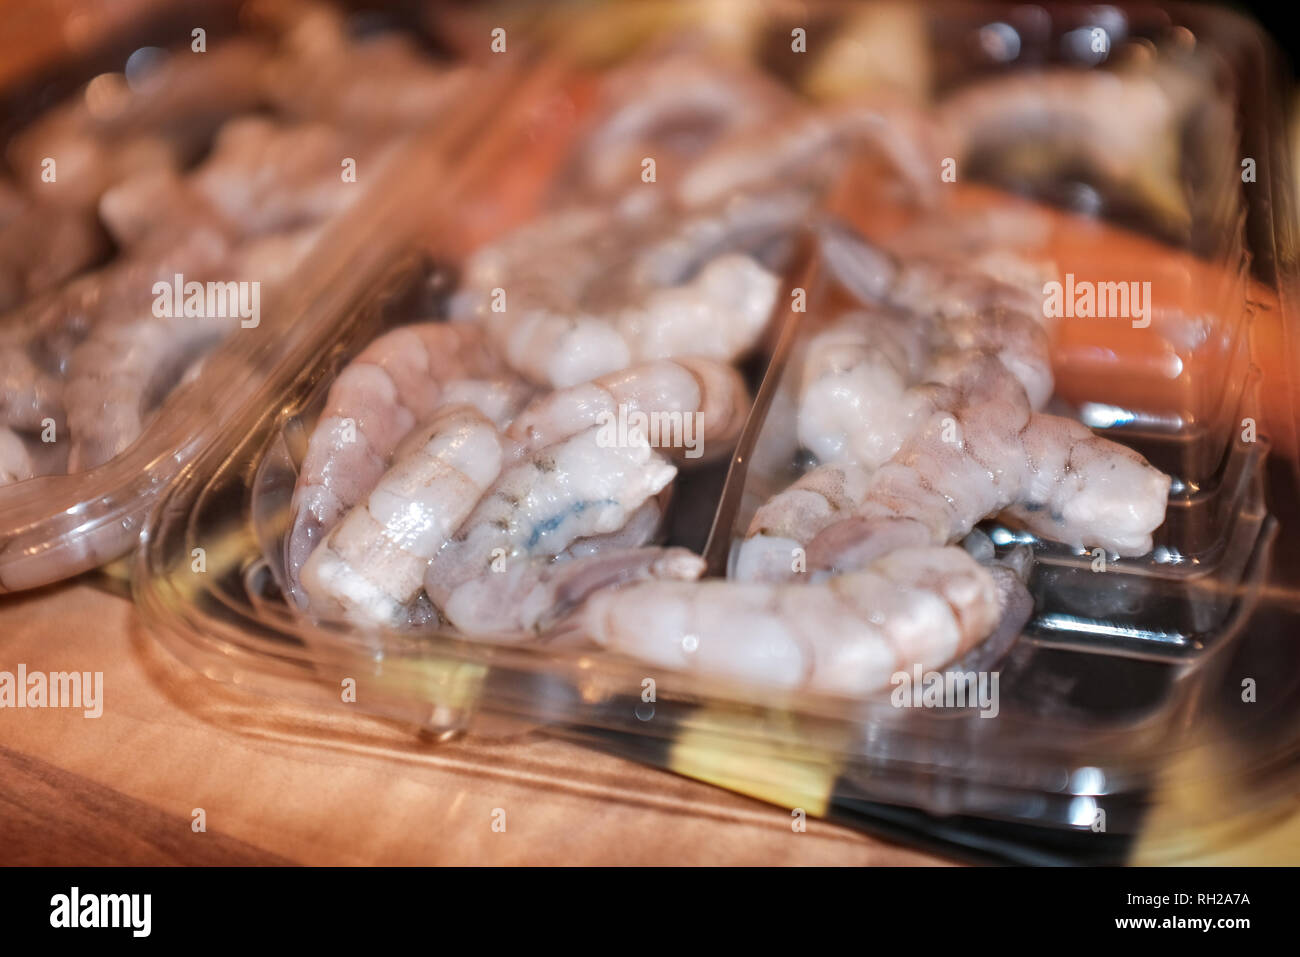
[15, 38, 271, 173]
[485, 254, 780, 389]
[286, 322, 512, 595]
[795, 309, 931, 467]
[678, 98, 942, 209]
[803, 356, 1170, 572]
[300, 357, 725, 624]
[817, 221, 1056, 410]
[572, 54, 794, 196]
[422, 357, 745, 626]
[189, 117, 359, 237]
[584, 545, 1000, 697]
[62, 313, 238, 472]
[101, 111, 356, 250]
[5, 35, 269, 215]
[793, 223, 1056, 473]
[6, 110, 176, 210]
[98, 166, 227, 251]
[440, 546, 706, 638]
[59, 226, 323, 474]
[461, 192, 804, 388]
[11, 226, 227, 469]
[264, 3, 472, 132]
[0, 255, 187, 448]
[506, 356, 750, 466]
[300, 404, 506, 626]
[742, 352, 1169, 579]
[422, 428, 678, 614]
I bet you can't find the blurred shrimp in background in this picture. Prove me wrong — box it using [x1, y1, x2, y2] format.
[0, 0, 481, 486]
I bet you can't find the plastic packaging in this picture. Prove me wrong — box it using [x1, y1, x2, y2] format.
[135, 1, 1300, 863]
[0, 3, 512, 591]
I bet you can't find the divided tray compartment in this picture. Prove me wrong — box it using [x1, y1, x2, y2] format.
[707, 235, 1277, 666]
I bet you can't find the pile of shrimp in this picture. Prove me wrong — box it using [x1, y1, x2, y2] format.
[279, 42, 1180, 704]
[0, 1, 473, 484]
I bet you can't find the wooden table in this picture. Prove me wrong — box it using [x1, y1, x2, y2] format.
[0, 582, 948, 865]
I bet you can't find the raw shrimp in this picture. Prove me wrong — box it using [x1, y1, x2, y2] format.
[96, 52, 356, 249]
[742, 349, 1018, 578]
[22, 39, 271, 167]
[485, 253, 780, 389]
[2, 227, 229, 466]
[422, 428, 678, 614]
[795, 309, 931, 467]
[60, 227, 320, 473]
[440, 546, 706, 638]
[584, 545, 1001, 697]
[286, 322, 511, 596]
[420, 357, 745, 625]
[803, 355, 1171, 572]
[460, 191, 805, 388]
[677, 97, 942, 210]
[189, 117, 359, 237]
[300, 404, 507, 626]
[6, 109, 177, 210]
[265, 7, 473, 131]
[98, 166, 228, 250]
[505, 356, 750, 466]
[434, 376, 535, 432]
[742, 352, 1169, 578]
[571, 54, 794, 196]
[816, 221, 1056, 410]
[5, 35, 272, 208]
[791, 221, 1056, 475]
[0, 223, 238, 446]
[633, 189, 811, 287]
[62, 314, 239, 473]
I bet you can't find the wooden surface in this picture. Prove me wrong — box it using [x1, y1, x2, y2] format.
[0, 582, 949, 866]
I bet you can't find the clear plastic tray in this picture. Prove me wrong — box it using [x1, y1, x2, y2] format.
[135, 1, 1300, 864]
[0, 4, 514, 592]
